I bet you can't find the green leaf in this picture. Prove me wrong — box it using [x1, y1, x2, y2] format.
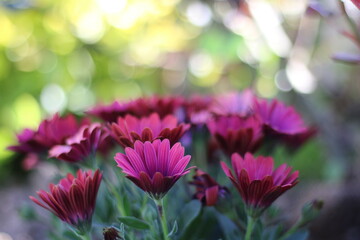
[216, 211, 242, 240]
[118, 216, 150, 230]
[178, 200, 202, 231]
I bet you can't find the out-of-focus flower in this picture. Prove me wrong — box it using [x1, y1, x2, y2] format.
[49, 123, 107, 162]
[254, 99, 308, 135]
[30, 169, 102, 234]
[282, 127, 317, 150]
[207, 115, 263, 156]
[211, 90, 255, 117]
[7, 129, 47, 154]
[114, 139, 193, 200]
[36, 113, 91, 148]
[189, 168, 229, 206]
[110, 113, 190, 148]
[87, 101, 133, 122]
[130, 96, 185, 119]
[351, 0, 360, 10]
[183, 95, 213, 125]
[103, 227, 123, 240]
[221, 153, 298, 217]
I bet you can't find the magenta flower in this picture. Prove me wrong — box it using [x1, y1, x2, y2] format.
[36, 113, 91, 148]
[207, 115, 263, 156]
[221, 153, 298, 217]
[183, 95, 213, 125]
[114, 139, 194, 200]
[49, 123, 107, 163]
[254, 99, 308, 135]
[7, 129, 47, 154]
[87, 101, 133, 122]
[30, 169, 102, 234]
[351, 0, 360, 10]
[211, 90, 255, 117]
[110, 113, 190, 148]
[189, 169, 229, 206]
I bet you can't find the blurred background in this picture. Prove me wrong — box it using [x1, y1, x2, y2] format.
[0, 0, 360, 239]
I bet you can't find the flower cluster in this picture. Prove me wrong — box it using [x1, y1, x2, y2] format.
[9, 90, 315, 239]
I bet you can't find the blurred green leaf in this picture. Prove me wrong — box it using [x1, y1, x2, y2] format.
[118, 216, 150, 230]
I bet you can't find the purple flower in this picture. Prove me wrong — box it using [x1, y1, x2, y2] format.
[110, 113, 190, 148]
[114, 139, 194, 200]
[254, 99, 308, 135]
[221, 153, 298, 217]
[30, 169, 102, 234]
[211, 90, 255, 117]
[49, 124, 107, 162]
[207, 115, 263, 156]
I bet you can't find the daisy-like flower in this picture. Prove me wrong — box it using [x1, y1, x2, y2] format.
[7, 129, 47, 154]
[114, 139, 194, 200]
[254, 99, 308, 135]
[221, 153, 299, 217]
[30, 169, 102, 235]
[207, 115, 263, 156]
[110, 113, 190, 148]
[130, 96, 184, 119]
[211, 90, 255, 117]
[8, 114, 89, 153]
[87, 101, 133, 123]
[49, 123, 107, 163]
[189, 168, 229, 206]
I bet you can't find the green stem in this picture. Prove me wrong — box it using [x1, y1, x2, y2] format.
[244, 216, 256, 240]
[81, 232, 92, 240]
[155, 199, 170, 240]
[278, 220, 302, 240]
[104, 178, 127, 216]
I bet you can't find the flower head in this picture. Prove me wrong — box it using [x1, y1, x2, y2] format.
[211, 90, 255, 117]
[351, 0, 360, 10]
[189, 169, 229, 206]
[7, 129, 47, 154]
[207, 115, 263, 156]
[87, 101, 133, 122]
[254, 99, 308, 135]
[8, 114, 89, 154]
[30, 169, 102, 234]
[114, 139, 193, 200]
[221, 153, 298, 217]
[110, 113, 190, 148]
[36, 113, 91, 148]
[49, 123, 107, 162]
[130, 96, 184, 119]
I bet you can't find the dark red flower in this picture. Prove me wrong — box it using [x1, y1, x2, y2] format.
[221, 153, 298, 217]
[103, 227, 122, 240]
[110, 113, 190, 148]
[189, 168, 229, 206]
[30, 169, 102, 234]
[207, 115, 263, 156]
[49, 123, 108, 162]
[114, 139, 194, 200]
[210, 90, 255, 117]
[130, 96, 185, 119]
